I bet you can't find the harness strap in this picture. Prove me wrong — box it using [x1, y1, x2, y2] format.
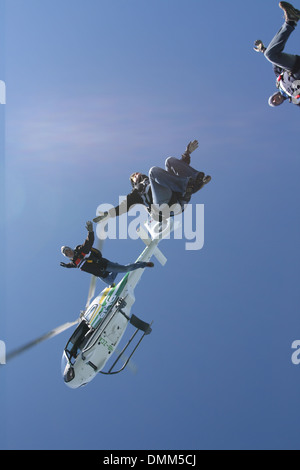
[74, 251, 91, 268]
[277, 73, 300, 103]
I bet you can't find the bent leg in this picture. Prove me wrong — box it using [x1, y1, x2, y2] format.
[165, 157, 204, 179]
[148, 165, 188, 205]
[264, 22, 297, 71]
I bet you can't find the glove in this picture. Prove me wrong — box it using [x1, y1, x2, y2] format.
[60, 262, 69, 268]
[93, 211, 109, 224]
[181, 140, 198, 164]
[186, 140, 199, 154]
[254, 40, 266, 53]
[85, 221, 93, 232]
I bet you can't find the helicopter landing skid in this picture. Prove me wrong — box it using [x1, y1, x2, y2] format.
[99, 315, 153, 375]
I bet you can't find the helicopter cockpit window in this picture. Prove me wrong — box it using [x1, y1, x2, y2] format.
[61, 353, 75, 383]
[64, 320, 92, 363]
[84, 304, 98, 323]
[64, 366, 75, 383]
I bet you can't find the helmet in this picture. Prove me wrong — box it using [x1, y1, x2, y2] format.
[61, 246, 72, 257]
[268, 91, 285, 107]
[130, 172, 142, 188]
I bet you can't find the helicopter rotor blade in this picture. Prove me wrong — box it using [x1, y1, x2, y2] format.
[6, 319, 79, 362]
[85, 222, 106, 310]
[6, 223, 108, 363]
[85, 275, 97, 310]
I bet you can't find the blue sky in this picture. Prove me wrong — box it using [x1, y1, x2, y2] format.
[1, 0, 300, 450]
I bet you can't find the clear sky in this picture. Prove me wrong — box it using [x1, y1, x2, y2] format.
[1, 0, 300, 450]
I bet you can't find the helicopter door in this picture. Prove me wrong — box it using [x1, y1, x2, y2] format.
[64, 321, 92, 364]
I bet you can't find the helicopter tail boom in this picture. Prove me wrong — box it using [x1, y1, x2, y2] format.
[136, 225, 167, 266]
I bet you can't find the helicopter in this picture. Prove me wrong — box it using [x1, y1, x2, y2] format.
[6, 216, 177, 388]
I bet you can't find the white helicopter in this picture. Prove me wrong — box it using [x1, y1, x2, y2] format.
[7, 217, 177, 388]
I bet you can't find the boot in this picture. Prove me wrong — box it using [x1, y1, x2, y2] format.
[279, 2, 300, 22]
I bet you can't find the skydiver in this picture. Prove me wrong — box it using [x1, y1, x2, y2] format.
[254, 2, 300, 107]
[60, 221, 154, 286]
[93, 140, 211, 224]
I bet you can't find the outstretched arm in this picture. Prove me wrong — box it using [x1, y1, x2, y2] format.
[181, 140, 199, 165]
[93, 191, 143, 223]
[60, 261, 76, 268]
[79, 221, 95, 252]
